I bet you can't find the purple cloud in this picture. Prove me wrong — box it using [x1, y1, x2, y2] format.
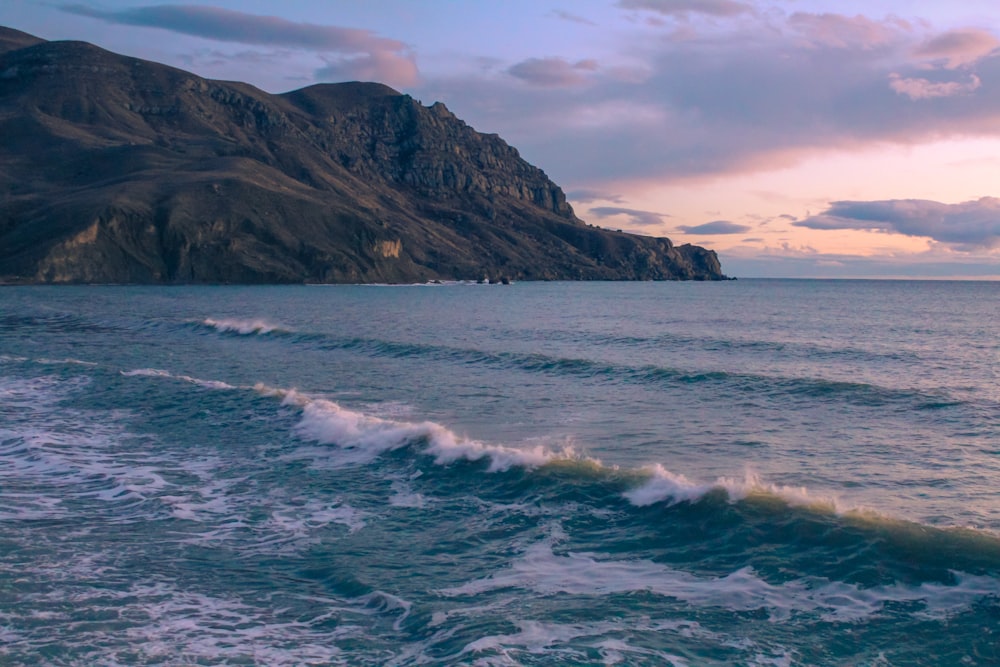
[889, 72, 981, 99]
[618, 0, 753, 18]
[508, 57, 599, 87]
[551, 10, 597, 26]
[787, 12, 904, 50]
[794, 197, 1000, 249]
[316, 52, 419, 88]
[915, 29, 1000, 68]
[589, 206, 670, 226]
[678, 220, 752, 234]
[59, 3, 418, 86]
[419, 14, 1000, 185]
[567, 189, 626, 204]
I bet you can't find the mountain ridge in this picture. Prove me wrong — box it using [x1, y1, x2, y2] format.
[0, 26, 727, 284]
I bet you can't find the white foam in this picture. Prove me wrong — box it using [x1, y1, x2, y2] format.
[625, 464, 842, 513]
[257, 385, 592, 472]
[203, 317, 287, 335]
[1, 581, 355, 666]
[624, 464, 715, 506]
[0, 375, 170, 518]
[35, 357, 99, 366]
[0, 354, 29, 363]
[440, 534, 1000, 622]
[121, 368, 173, 378]
[459, 619, 692, 666]
[389, 479, 427, 508]
[121, 368, 236, 390]
[269, 499, 368, 535]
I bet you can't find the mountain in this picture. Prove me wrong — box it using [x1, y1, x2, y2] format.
[0, 27, 727, 284]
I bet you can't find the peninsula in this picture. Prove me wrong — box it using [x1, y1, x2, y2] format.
[0, 27, 727, 284]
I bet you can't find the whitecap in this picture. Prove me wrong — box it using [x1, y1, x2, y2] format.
[625, 464, 843, 513]
[202, 317, 287, 335]
[120, 368, 236, 390]
[259, 384, 590, 472]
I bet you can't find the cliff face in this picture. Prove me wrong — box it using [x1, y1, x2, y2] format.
[0, 27, 727, 284]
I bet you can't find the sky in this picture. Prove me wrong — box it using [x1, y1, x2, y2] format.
[3, 1, 1000, 278]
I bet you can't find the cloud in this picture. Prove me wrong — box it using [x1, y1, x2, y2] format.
[889, 72, 981, 99]
[914, 29, 1000, 68]
[507, 57, 599, 87]
[588, 206, 670, 226]
[723, 244, 1000, 278]
[566, 189, 626, 204]
[316, 52, 419, 88]
[794, 197, 1000, 249]
[787, 12, 903, 49]
[618, 0, 753, 18]
[678, 220, 752, 234]
[434, 12, 1000, 185]
[551, 10, 596, 26]
[59, 3, 418, 86]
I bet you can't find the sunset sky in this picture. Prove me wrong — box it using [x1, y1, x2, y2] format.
[4, 0, 1000, 277]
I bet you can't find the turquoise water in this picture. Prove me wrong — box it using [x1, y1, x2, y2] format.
[1, 280, 998, 665]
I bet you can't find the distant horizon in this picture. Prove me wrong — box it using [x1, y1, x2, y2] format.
[2, 0, 999, 278]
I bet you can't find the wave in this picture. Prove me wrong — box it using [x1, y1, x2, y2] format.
[625, 463, 839, 511]
[255, 384, 586, 472]
[514, 327, 921, 367]
[185, 318, 962, 411]
[121, 368, 236, 390]
[284, 335, 961, 410]
[112, 369, 1000, 574]
[0, 354, 98, 368]
[200, 317, 290, 335]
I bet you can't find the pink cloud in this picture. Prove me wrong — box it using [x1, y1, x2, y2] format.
[419, 13, 1000, 186]
[888, 72, 981, 99]
[914, 29, 1000, 69]
[787, 13, 903, 49]
[508, 57, 600, 87]
[316, 51, 419, 88]
[61, 3, 420, 87]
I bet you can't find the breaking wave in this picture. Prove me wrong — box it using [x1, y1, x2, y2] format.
[201, 318, 290, 335]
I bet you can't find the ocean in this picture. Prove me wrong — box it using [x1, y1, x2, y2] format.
[1, 280, 998, 666]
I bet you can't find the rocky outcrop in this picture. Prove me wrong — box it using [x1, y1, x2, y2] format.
[0, 27, 728, 284]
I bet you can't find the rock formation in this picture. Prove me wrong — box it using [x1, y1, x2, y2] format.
[0, 27, 727, 283]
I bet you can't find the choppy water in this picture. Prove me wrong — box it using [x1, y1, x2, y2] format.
[1, 280, 998, 666]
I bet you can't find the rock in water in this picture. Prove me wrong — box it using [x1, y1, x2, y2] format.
[0, 26, 728, 284]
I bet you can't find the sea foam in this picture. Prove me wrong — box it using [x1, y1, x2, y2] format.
[625, 463, 839, 512]
[121, 368, 236, 390]
[202, 318, 287, 335]
[441, 531, 1000, 622]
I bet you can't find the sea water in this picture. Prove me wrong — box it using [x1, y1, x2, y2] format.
[1, 280, 998, 665]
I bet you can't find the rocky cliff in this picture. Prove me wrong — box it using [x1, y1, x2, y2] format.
[0, 27, 727, 284]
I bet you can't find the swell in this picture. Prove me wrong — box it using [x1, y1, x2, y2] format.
[309, 335, 960, 410]
[254, 381, 1000, 580]
[116, 368, 1000, 582]
[504, 326, 922, 367]
[0, 311, 121, 335]
[176, 316, 964, 409]
[181, 314, 963, 410]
